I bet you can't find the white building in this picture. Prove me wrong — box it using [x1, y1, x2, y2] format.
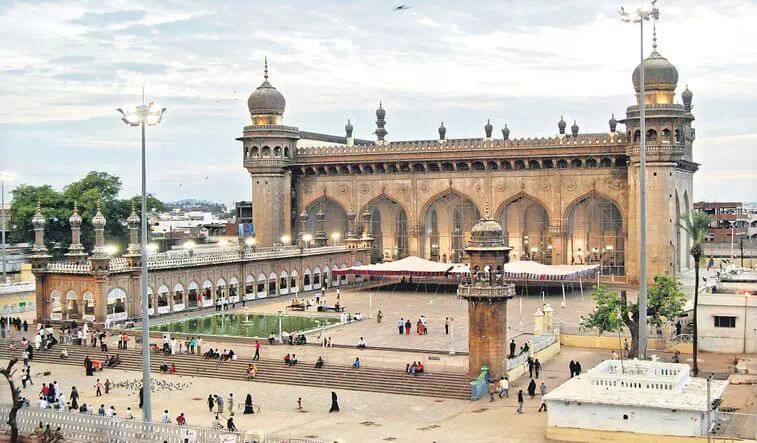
[544, 359, 727, 438]
[698, 292, 757, 354]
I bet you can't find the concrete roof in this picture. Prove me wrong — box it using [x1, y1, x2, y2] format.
[544, 372, 728, 412]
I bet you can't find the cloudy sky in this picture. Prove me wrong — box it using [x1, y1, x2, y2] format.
[1, 0, 755, 206]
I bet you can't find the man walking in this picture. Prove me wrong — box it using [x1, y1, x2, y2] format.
[498, 376, 509, 398]
[534, 358, 541, 378]
[398, 318, 404, 335]
[444, 317, 449, 335]
[527, 357, 535, 378]
[516, 390, 524, 414]
[253, 340, 260, 360]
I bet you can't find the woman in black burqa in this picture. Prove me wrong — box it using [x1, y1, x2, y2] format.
[139, 387, 144, 409]
[329, 391, 339, 412]
[244, 394, 254, 414]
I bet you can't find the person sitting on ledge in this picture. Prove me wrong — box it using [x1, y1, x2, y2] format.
[268, 334, 276, 345]
[315, 356, 324, 369]
[228, 349, 238, 361]
[352, 357, 361, 369]
[289, 354, 298, 366]
[168, 363, 176, 374]
[159, 363, 169, 373]
[283, 353, 291, 365]
[357, 337, 367, 349]
[220, 349, 229, 361]
[247, 364, 258, 379]
[416, 361, 424, 374]
[59, 348, 68, 359]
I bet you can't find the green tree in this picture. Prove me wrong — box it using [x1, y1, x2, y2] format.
[581, 276, 686, 358]
[680, 211, 712, 375]
[8, 172, 165, 257]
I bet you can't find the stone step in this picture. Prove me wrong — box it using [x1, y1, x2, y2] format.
[2, 342, 470, 400]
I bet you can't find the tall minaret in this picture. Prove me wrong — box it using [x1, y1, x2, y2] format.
[65, 202, 88, 264]
[124, 201, 141, 268]
[29, 202, 50, 270]
[375, 102, 387, 144]
[89, 200, 110, 271]
[239, 58, 298, 247]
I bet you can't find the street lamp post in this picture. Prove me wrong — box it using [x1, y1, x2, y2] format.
[620, 0, 659, 360]
[117, 101, 166, 423]
[0, 171, 13, 284]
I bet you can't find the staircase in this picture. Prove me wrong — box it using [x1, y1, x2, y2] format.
[0, 340, 471, 400]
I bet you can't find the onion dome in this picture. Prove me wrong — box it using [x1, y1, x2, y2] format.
[571, 120, 579, 137]
[375, 102, 388, 141]
[31, 201, 46, 229]
[558, 116, 567, 134]
[345, 119, 354, 138]
[92, 200, 106, 229]
[484, 119, 493, 138]
[247, 57, 286, 117]
[376, 102, 386, 119]
[682, 85, 693, 112]
[69, 201, 82, 228]
[127, 200, 140, 228]
[632, 28, 678, 93]
[609, 113, 618, 133]
[502, 124, 510, 140]
[469, 213, 505, 248]
[438, 121, 446, 140]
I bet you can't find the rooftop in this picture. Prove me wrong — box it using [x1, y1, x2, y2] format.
[544, 359, 728, 412]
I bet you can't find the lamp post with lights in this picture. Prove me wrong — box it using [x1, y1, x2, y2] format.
[116, 100, 166, 422]
[0, 170, 14, 284]
[619, 0, 659, 359]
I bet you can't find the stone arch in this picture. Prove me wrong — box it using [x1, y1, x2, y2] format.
[201, 280, 213, 307]
[322, 265, 330, 290]
[82, 291, 95, 320]
[279, 271, 289, 295]
[106, 288, 127, 320]
[284, 146, 290, 158]
[646, 129, 657, 142]
[188, 281, 199, 308]
[157, 284, 170, 311]
[557, 159, 568, 169]
[65, 290, 79, 320]
[173, 283, 185, 310]
[262, 146, 271, 158]
[564, 191, 626, 275]
[495, 192, 551, 263]
[420, 188, 482, 262]
[302, 195, 349, 240]
[600, 157, 613, 168]
[586, 158, 598, 168]
[268, 272, 277, 296]
[290, 269, 299, 293]
[313, 266, 322, 289]
[229, 276, 239, 300]
[244, 274, 255, 299]
[361, 193, 410, 263]
[273, 146, 282, 157]
[303, 268, 312, 291]
[257, 272, 267, 298]
[251, 146, 259, 157]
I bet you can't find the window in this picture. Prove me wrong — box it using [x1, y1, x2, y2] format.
[714, 316, 736, 328]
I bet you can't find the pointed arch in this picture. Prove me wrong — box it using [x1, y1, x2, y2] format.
[302, 195, 349, 241]
[361, 193, 410, 263]
[495, 192, 551, 263]
[564, 190, 626, 275]
[420, 188, 482, 262]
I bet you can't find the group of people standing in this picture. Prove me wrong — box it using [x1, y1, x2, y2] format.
[397, 315, 429, 335]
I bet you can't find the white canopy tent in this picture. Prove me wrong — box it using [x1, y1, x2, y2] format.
[333, 256, 455, 277]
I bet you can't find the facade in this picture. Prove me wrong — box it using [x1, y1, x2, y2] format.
[544, 359, 728, 437]
[30, 202, 370, 326]
[242, 36, 698, 284]
[697, 292, 757, 354]
[694, 201, 747, 242]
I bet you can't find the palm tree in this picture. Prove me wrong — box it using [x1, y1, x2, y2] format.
[680, 211, 712, 375]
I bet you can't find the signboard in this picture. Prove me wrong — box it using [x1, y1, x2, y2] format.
[244, 294, 255, 301]
[157, 306, 170, 315]
[202, 299, 213, 308]
[83, 315, 95, 322]
[106, 312, 127, 322]
[172, 304, 185, 312]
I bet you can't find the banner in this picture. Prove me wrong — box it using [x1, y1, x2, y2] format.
[237, 223, 254, 237]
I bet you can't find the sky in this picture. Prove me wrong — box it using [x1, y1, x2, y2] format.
[0, 0, 755, 207]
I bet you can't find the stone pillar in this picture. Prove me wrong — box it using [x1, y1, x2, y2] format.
[297, 210, 309, 242]
[124, 201, 141, 267]
[65, 202, 88, 264]
[534, 309, 544, 335]
[467, 297, 509, 379]
[543, 304, 554, 331]
[345, 212, 356, 239]
[360, 210, 372, 239]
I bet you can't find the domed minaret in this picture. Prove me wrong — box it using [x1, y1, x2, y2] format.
[457, 205, 515, 380]
[239, 58, 299, 247]
[89, 200, 110, 272]
[65, 202, 88, 264]
[501, 124, 510, 141]
[620, 22, 697, 283]
[375, 102, 388, 144]
[29, 202, 50, 271]
[124, 201, 141, 268]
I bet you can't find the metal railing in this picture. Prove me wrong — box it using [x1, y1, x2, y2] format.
[0, 405, 246, 442]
